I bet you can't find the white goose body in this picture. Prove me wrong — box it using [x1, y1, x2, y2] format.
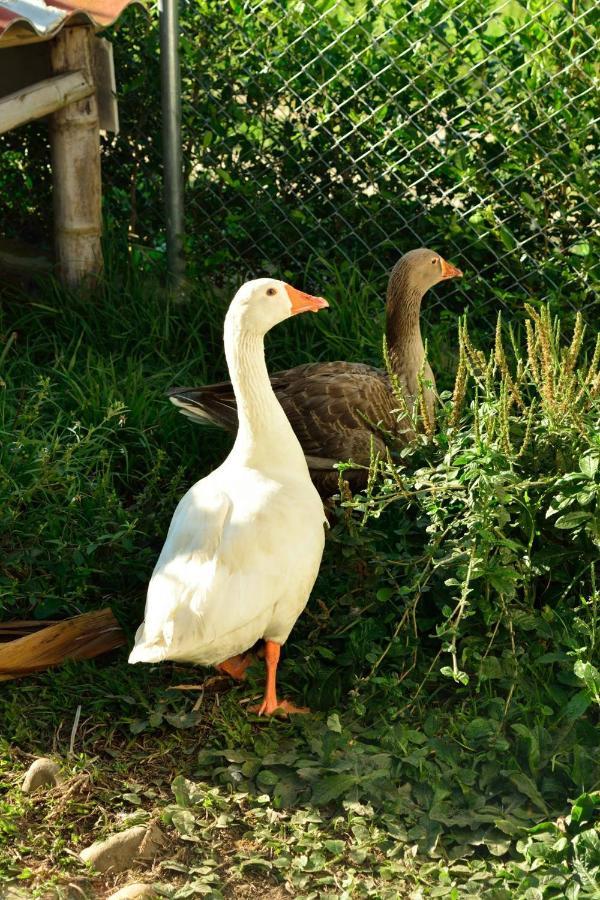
[129, 280, 327, 696]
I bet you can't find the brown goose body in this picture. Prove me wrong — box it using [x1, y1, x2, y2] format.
[169, 249, 462, 496]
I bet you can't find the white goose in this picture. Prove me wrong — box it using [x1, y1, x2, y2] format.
[129, 278, 329, 715]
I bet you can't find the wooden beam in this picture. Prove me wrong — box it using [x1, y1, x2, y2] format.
[0, 71, 93, 135]
[0, 237, 52, 275]
[49, 25, 102, 287]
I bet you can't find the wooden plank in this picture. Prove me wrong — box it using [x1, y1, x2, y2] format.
[50, 25, 102, 287]
[93, 37, 119, 134]
[0, 70, 92, 135]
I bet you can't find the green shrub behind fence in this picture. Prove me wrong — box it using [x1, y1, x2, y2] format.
[1, 0, 598, 328]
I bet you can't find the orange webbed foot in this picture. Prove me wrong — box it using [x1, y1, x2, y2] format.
[216, 652, 255, 681]
[250, 697, 310, 716]
[248, 640, 310, 716]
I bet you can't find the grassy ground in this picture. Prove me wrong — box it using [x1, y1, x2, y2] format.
[1, 260, 599, 898]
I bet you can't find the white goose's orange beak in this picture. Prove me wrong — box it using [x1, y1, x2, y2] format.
[440, 258, 463, 279]
[285, 283, 329, 315]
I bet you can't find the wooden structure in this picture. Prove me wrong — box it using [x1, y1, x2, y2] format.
[0, 0, 142, 285]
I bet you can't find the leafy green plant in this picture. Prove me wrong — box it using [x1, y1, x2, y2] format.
[345, 304, 599, 690]
[512, 792, 600, 898]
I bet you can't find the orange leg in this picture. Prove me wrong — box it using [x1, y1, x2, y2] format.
[216, 652, 254, 681]
[250, 641, 309, 716]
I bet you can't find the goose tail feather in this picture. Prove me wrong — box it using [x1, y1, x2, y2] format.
[167, 386, 238, 432]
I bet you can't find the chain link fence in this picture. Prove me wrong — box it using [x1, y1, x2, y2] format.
[175, 0, 598, 323]
[1, 1, 598, 330]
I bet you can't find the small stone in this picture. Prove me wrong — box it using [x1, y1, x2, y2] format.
[107, 884, 159, 900]
[21, 757, 61, 793]
[80, 823, 165, 873]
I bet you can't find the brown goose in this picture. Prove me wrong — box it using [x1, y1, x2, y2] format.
[168, 249, 462, 495]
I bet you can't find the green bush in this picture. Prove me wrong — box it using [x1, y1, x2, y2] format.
[344, 304, 599, 692]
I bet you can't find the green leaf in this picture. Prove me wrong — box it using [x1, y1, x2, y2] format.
[507, 772, 549, 813]
[256, 769, 279, 787]
[497, 225, 517, 251]
[579, 454, 599, 478]
[570, 792, 599, 826]
[520, 192, 541, 214]
[478, 656, 504, 679]
[172, 775, 192, 807]
[170, 808, 196, 836]
[569, 240, 590, 257]
[441, 666, 470, 685]
[573, 827, 600, 866]
[464, 718, 496, 742]
[326, 713, 342, 733]
[324, 839, 345, 855]
[239, 858, 272, 871]
[554, 511, 591, 529]
[574, 661, 600, 699]
[311, 774, 356, 805]
[563, 689, 592, 720]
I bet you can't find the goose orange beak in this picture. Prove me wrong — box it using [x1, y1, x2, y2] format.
[285, 283, 329, 315]
[441, 258, 463, 279]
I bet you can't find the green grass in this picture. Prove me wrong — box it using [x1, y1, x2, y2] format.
[1, 259, 599, 898]
[0, 252, 463, 621]
[0, 262, 368, 618]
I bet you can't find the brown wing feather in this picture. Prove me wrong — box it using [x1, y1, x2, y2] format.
[269, 362, 396, 465]
[168, 362, 401, 493]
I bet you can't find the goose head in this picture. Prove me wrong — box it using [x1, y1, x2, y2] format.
[386, 248, 463, 361]
[230, 278, 329, 335]
[389, 248, 463, 299]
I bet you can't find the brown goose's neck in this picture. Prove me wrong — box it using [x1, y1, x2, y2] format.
[385, 266, 425, 375]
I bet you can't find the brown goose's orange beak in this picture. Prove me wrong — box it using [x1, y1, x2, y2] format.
[285, 283, 329, 315]
[441, 258, 463, 279]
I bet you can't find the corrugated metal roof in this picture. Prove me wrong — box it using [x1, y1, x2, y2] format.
[0, 0, 144, 47]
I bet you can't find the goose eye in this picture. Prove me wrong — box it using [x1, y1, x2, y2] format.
[431, 258, 438, 265]
[266, 287, 277, 296]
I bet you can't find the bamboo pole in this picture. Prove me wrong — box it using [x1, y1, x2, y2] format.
[0, 71, 93, 135]
[49, 25, 102, 286]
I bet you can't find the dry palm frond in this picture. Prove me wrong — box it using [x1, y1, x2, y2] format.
[0, 608, 125, 681]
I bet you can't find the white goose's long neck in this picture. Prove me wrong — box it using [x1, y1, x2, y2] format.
[224, 312, 307, 473]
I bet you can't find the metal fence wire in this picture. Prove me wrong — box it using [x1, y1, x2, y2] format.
[174, 0, 598, 322]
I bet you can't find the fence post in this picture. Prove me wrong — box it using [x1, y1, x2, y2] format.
[160, 0, 185, 289]
[49, 25, 102, 287]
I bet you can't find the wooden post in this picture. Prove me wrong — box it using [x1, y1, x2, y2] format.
[49, 26, 102, 286]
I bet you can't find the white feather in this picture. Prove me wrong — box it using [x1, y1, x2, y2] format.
[130, 279, 326, 669]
